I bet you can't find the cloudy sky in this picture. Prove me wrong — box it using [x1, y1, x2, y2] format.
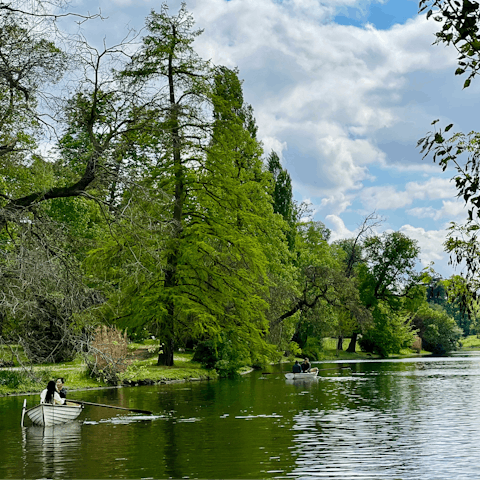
[66, 0, 479, 278]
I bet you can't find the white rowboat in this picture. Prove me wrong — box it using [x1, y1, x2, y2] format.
[22, 400, 83, 426]
[285, 370, 319, 380]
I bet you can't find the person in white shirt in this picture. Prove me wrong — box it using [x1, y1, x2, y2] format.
[40, 380, 65, 405]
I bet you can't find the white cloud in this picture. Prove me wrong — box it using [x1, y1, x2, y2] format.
[359, 177, 458, 211]
[407, 199, 466, 221]
[399, 224, 447, 269]
[325, 214, 354, 241]
[189, 1, 459, 204]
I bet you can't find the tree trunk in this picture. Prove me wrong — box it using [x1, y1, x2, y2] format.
[337, 336, 343, 351]
[157, 40, 184, 368]
[346, 333, 358, 353]
[157, 335, 174, 366]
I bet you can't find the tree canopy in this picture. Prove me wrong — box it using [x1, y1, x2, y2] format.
[0, 1, 436, 375]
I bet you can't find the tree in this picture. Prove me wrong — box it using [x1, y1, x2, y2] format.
[333, 212, 382, 352]
[358, 303, 416, 357]
[413, 304, 462, 354]
[426, 275, 477, 335]
[267, 151, 296, 250]
[271, 221, 369, 355]
[356, 231, 423, 356]
[417, 0, 480, 314]
[102, 6, 290, 368]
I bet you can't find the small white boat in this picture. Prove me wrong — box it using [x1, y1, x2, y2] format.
[22, 400, 83, 426]
[285, 370, 319, 380]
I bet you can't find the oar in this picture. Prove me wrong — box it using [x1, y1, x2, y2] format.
[68, 400, 153, 415]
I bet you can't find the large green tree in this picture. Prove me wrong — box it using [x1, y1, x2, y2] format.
[267, 151, 297, 250]
[97, 6, 289, 367]
[356, 231, 422, 356]
[270, 221, 369, 355]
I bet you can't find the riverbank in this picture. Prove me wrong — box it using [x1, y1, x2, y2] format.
[3, 336, 479, 397]
[0, 346, 219, 397]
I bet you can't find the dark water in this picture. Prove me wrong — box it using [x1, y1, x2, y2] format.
[2, 354, 480, 479]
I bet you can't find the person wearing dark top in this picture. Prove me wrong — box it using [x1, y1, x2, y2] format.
[301, 358, 311, 373]
[292, 361, 302, 373]
[55, 378, 67, 399]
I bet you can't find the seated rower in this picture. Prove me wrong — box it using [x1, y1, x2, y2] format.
[40, 380, 65, 405]
[292, 360, 302, 373]
[56, 378, 67, 399]
[301, 358, 311, 373]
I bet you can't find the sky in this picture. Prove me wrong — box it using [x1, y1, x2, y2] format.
[65, 0, 479, 278]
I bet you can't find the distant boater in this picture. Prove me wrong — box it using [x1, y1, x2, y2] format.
[301, 358, 311, 373]
[292, 360, 302, 373]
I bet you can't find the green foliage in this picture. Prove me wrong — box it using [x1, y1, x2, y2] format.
[0, 370, 22, 388]
[420, 0, 480, 89]
[359, 303, 416, 357]
[418, 1, 480, 318]
[192, 332, 252, 377]
[267, 150, 297, 250]
[360, 231, 421, 308]
[414, 304, 462, 354]
[301, 337, 323, 361]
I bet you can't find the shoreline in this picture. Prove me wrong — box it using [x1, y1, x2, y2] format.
[2, 346, 478, 398]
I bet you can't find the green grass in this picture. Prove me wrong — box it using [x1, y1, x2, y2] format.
[319, 338, 428, 360]
[0, 344, 29, 366]
[459, 335, 480, 350]
[0, 347, 217, 396]
[121, 352, 218, 383]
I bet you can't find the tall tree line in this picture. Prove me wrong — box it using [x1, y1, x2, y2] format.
[0, 0, 461, 372]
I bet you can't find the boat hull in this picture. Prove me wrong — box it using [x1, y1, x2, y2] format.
[25, 403, 83, 426]
[285, 371, 318, 380]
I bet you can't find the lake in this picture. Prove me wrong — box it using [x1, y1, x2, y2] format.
[2, 354, 480, 479]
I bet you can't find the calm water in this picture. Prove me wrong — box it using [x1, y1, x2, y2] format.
[2, 354, 480, 479]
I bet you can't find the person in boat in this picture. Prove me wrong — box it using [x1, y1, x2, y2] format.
[56, 378, 67, 399]
[40, 380, 65, 405]
[301, 358, 311, 373]
[292, 360, 302, 373]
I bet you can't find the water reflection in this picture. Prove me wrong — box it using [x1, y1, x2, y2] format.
[22, 421, 82, 479]
[288, 356, 480, 479]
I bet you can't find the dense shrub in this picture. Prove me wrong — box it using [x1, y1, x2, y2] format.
[413, 305, 462, 354]
[301, 337, 323, 361]
[193, 332, 250, 377]
[359, 303, 415, 357]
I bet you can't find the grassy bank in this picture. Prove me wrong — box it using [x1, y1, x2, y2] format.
[4, 335, 477, 397]
[459, 335, 480, 350]
[0, 345, 217, 397]
[319, 338, 430, 361]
